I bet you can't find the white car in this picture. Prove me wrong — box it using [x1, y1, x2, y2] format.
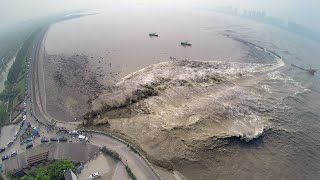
[90, 172, 100, 179]
[11, 151, 17, 157]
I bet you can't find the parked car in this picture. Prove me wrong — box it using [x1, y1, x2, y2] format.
[26, 143, 33, 149]
[50, 138, 58, 142]
[7, 141, 13, 147]
[25, 137, 33, 143]
[59, 137, 68, 142]
[1, 155, 9, 161]
[90, 172, 100, 179]
[69, 130, 78, 136]
[41, 138, 49, 143]
[0, 148, 5, 153]
[20, 121, 25, 128]
[11, 151, 17, 157]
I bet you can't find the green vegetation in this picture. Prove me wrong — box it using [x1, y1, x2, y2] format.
[125, 166, 137, 180]
[20, 160, 76, 180]
[0, 103, 8, 127]
[101, 146, 121, 161]
[12, 70, 27, 108]
[0, 24, 34, 75]
[0, 12, 87, 126]
[0, 27, 41, 123]
[6, 170, 13, 179]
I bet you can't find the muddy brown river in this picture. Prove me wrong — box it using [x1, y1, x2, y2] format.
[42, 5, 320, 180]
[45, 9, 250, 77]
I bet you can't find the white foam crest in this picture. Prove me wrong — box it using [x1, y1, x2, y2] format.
[261, 84, 271, 93]
[208, 86, 270, 140]
[239, 127, 267, 142]
[267, 71, 309, 94]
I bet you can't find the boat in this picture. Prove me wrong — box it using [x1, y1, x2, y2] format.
[308, 68, 317, 75]
[149, 32, 158, 37]
[181, 41, 192, 46]
[291, 64, 317, 75]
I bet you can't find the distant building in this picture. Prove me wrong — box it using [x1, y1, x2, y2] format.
[64, 170, 78, 180]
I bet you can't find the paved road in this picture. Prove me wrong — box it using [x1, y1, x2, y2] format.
[90, 133, 159, 180]
[28, 25, 160, 180]
[0, 29, 51, 167]
[113, 162, 126, 180]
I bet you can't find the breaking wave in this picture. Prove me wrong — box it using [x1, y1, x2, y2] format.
[91, 34, 288, 155]
[239, 127, 270, 142]
[214, 127, 285, 145]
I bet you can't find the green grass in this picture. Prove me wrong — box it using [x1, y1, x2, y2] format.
[11, 59, 27, 108]
[12, 76, 26, 108]
[0, 102, 8, 127]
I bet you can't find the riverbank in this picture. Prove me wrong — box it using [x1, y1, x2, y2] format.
[0, 13, 93, 127]
[0, 28, 41, 126]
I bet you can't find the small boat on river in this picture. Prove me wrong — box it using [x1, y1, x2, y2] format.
[181, 41, 192, 46]
[149, 32, 159, 37]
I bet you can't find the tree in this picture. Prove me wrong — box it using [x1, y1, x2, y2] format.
[20, 176, 32, 180]
[34, 167, 50, 180]
[47, 160, 75, 180]
[20, 160, 76, 180]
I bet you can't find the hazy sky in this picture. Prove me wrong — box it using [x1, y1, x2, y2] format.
[0, 0, 319, 31]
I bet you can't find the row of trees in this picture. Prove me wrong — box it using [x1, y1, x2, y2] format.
[0, 103, 7, 127]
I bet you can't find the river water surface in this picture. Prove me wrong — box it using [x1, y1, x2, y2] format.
[44, 5, 320, 179]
